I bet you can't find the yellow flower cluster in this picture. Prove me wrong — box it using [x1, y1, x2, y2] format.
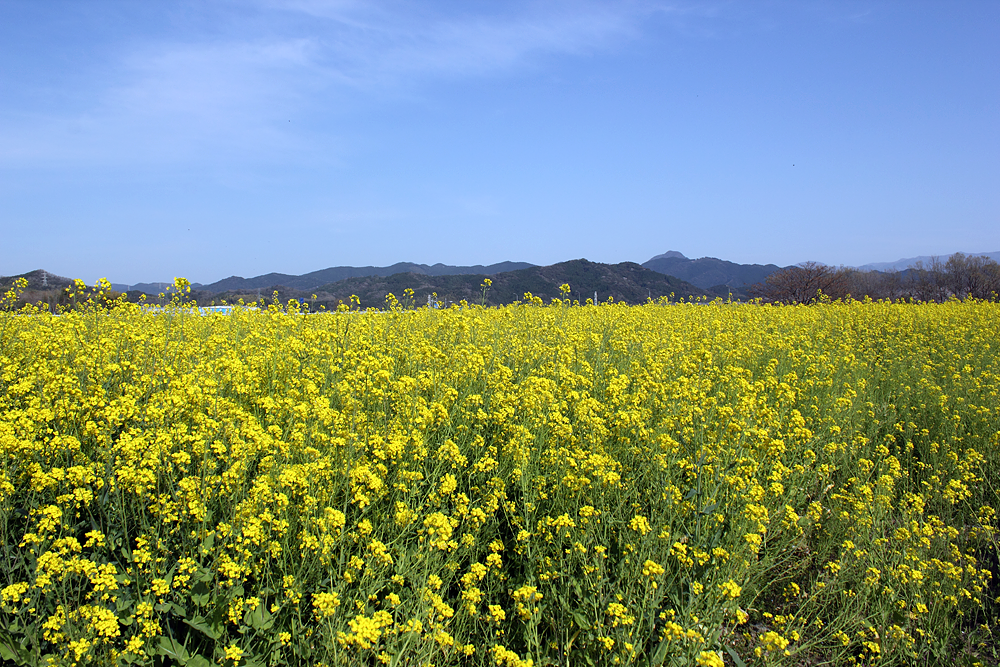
[1, 289, 998, 665]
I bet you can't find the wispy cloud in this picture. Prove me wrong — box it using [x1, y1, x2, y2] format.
[114, 39, 320, 118]
[0, 37, 324, 166]
[0, 1, 661, 167]
[271, 0, 646, 82]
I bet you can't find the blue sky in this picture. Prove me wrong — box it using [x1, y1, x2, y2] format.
[1, 0, 998, 284]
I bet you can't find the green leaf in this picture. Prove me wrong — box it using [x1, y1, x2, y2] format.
[208, 604, 227, 629]
[0, 642, 17, 662]
[156, 636, 191, 664]
[119, 650, 145, 665]
[724, 645, 747, 667]
[649, 638, 669, 666]
[248, 604, 274, 631]
[571, 611, 589, 630]
[163, 561, 179, 590]
[185, 615, 223, 640]
[191, 580, 212, 606]
[187, 655, 217, 667]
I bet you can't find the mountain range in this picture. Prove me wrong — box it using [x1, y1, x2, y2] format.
[855, 251, 1000, 273]
[111, 250, 997, 297]
[215, 259, 715, 309]
[640, 253, 783, 290]
[109, 252, 782, 297]
[118, 261, 534, 295]
[5, 250, 999, 309]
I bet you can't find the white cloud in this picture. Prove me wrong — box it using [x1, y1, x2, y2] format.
[279, 0, 644, 81]
[0, 36, 329, 166]
[0, 1, 662, 166]
[250, 0, 661, 91]
[113, 39, 319, 118]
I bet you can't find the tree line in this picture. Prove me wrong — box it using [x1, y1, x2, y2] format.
[750, 253, 1000, 304]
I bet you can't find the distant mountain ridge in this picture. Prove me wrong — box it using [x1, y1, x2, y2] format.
[19, 249, 1000, 300]
[647, 251, 688, 262]
[204, 259, 713, 308]
[0, 269, 72, 292]
[641, 251, 785, 292]
[114, 261, 537, 295]
[855, 251, 1000, 272]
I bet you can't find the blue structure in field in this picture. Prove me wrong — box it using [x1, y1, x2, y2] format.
[199, 305, 235, 315]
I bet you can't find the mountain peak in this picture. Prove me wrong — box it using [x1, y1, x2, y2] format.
[647, 251, 688, 262]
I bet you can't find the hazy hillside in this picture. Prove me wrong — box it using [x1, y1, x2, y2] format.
[181, 261, 535, 295]
[0, 269, 76, 310]
[647, 251, 688, 262]
[642, 253, 784, 292]
[103, 251, 1000, 297]
[856, 251, 1000, 272]
[0, 269, 72, 292]
[116, 281, 174, 294]
[203, 259, 713, 309]
[31, 249, 1000, 308]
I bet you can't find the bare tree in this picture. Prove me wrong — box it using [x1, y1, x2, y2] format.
[750, 262, 852, 304]
[908, 257, 949, 302]
[944, 253, 1000, 300]
[841, 268, 905, 301]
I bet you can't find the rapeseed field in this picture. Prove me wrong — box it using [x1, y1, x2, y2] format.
[1, 282, 998, 666]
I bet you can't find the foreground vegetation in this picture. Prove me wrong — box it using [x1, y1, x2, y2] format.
[1, 285, 999, 666]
